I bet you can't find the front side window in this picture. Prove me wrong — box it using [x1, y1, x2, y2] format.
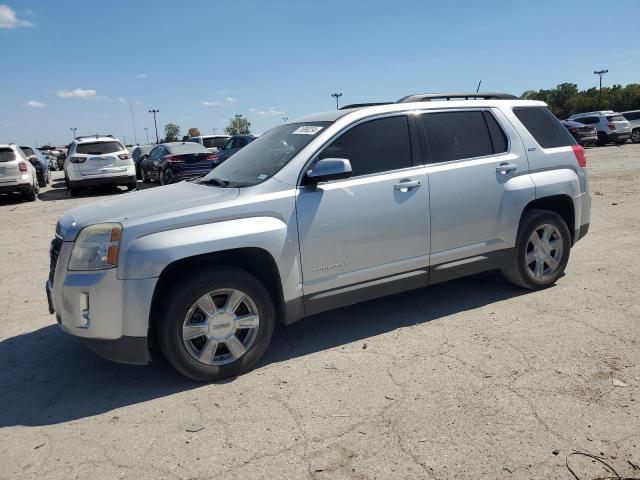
[420, 111, 495, 162]
[318, 115, 412, 177]
[76, 141, 124, 155]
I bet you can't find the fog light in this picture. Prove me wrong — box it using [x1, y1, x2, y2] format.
[80, 292, 90, 329]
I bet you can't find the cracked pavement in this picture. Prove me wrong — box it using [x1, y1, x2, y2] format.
[1, 145, 639, 479]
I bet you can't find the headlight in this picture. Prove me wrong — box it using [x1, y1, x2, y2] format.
[68, 223, 122, 271]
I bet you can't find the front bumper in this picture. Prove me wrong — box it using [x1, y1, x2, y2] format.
[47, 240, 157, 364]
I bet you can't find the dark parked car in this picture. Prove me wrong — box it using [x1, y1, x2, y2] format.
[216, 134, 256, 163]
[140, 142, 219, 185]
[19, 146, 50, 187]
[561, 121, 598, 146]
[131, 145, 154, 179]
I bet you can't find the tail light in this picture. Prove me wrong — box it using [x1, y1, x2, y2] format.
[608, 123, 616, 130]
[572, 145, 587, 168]
[18, 161, 28, 172]
[70, 156, 86, 163]
[206, 154, 219, 162]
[118, 152, 132, 160]
[569, 128, 578, 134]
[164, 155, 184, 163]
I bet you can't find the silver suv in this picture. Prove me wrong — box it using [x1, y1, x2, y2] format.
[568, 111, 632, 145]
[46, 93, 591, 381]
[0, 143, 39, 202]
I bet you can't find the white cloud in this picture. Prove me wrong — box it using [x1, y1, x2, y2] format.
[225, 97, 236, 103]
[0, 5, 34, 28]
[24, 100, 45, 108]
[202, 97, 237, 108]
[57, 88, 97, 99]
[202, 100, 222, 107]
[134, 100, 142, 106]
[135, 73, 147, 79]
[248, 107, 257, 112]
[117, 97, 127, 104]
[252, 107, 285, 117]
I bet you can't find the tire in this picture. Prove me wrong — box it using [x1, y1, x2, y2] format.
[161, 169, 175, 185]
[68, 180, 81, 197]
[127, 181, 137, 191]
[37, 172, 47, 188]
[23, 179, 37, 202]
[135, 165, 141, 180]
[632, 129, 640, 144]
[141, 168, 150, 183]
[157, 266, 275, 382]
[502, 209, 571, 290]
[596, 132, 608, 146]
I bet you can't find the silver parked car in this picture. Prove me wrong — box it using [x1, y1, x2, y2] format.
[0, 143, 40, 201]
[47, 93, 591, 381]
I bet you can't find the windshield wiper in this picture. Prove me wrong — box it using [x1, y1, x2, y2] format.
[199, 177, 231, 187]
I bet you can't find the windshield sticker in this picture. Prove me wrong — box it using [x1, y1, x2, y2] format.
[292, 125, 324, 135]
[257, 174, 268, 180]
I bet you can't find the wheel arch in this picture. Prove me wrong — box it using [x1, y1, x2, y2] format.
[522, 194, 575, 242]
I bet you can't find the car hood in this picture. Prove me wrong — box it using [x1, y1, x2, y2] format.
[58, 181, 240, 241]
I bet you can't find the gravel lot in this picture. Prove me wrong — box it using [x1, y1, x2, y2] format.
[1, 145, 639, 480]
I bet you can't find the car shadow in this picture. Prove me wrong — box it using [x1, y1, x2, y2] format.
[0, 271, 527, 427]
[37, 179, 156, 201]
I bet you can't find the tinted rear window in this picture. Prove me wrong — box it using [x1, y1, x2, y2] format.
[607, 115, 626, 122]
[167, 143, 210, 154]
[0, 148, 16, 162]
[203, 137, 228, 148]
[76, 141, 124, 154]
[513, 107, 575, 148]
[420, 111, 499, 162]
[623, 111, 640, 121]
[20, 147, 35, 157]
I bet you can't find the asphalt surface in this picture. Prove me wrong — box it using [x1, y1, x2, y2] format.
[1, 145, 639, 479]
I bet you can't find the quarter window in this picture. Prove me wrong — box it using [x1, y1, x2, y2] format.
[318, 115, 412, 177]
[420, 111, 496, 162]
[513, 107, 575, 148]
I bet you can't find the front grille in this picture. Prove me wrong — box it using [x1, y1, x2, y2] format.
[49, 237, 62, 286]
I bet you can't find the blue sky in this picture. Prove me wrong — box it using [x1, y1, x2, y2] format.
[1, 0, 638, 146]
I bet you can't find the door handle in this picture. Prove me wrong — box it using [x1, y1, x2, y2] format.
[496, 162, 517, 174]
[394, 180, 421, 191]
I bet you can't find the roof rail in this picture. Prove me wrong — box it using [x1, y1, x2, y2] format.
[339, 102, 394, 110]
[397, 92, 518, 103]
[75, 134, 115, 141]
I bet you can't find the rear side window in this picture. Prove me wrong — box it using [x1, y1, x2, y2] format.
[420, 111, 499, 162]
[513, 107, 575, 148]
[76, 141, 124, 154]
[319, 115, 412, 177]
[0, 148, 16, 162]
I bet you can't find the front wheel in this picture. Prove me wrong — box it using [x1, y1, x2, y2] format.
[632, 129, 640, 144]
[502, 209, 571, 290]
[157, 266, 275, 382]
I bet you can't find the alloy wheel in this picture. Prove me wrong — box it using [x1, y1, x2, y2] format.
[525, 223, 564, 279]
[632, 130, 640, 143]
[182, 288, 260, 366]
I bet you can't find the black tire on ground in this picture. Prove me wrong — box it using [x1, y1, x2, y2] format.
[632, 129, 640, 144]
[68, 181, 81, 197]
[38, 176, 46, 188]
[141, 169, 150, 183]
[161, 169, 175, 185]
[127, 181, 137, 191]
[596, 132, 608, 146]
[136, 166, 141, 180]
[157, 266, 275, 382]
[615, 140, 627, 145]
[502, 209, 571, 290]
[23, 179, 37, 202]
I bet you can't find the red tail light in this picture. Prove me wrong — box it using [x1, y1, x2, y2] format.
[118, 152, 132, 160]
[569, 128, 578, 134]
[608, 123, 616, 130]
[572, 145, 587, 168]
[164, 155, 184, 163]
[18, 161, 28, 172]
[206, 154, 219, 161]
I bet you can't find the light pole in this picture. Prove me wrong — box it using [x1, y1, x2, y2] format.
[594, 69, 608, 93]
[282, 116, 288, 123]
[148, 109, 160, 143]
[70, 127, 77, 140]
[144, 127, 149, 144]
[212, 127, 217, 134]
[331, 93, 343, 110]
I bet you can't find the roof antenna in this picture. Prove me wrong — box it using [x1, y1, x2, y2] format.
[476, 80, 482, 93]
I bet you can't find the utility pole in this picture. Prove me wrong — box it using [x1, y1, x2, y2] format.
[594, 69, 608, 93]
[144, 127, 149, 144]
[331, 93, 343, 109]
[130, 103, 138, 144]
[282, 116, 288, 123]
[70, 127, 77, 140]
[212, 127, 217, 135]
[149, 109, 160, 143]
[476, 80, 482, 93]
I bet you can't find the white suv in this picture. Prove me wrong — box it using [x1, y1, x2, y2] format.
[568, 111, 631, 145]
[64, 136, 137, 196]
[0, 143, 39, 202]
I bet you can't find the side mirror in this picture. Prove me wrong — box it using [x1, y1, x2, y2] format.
[306, 158, 352, 184]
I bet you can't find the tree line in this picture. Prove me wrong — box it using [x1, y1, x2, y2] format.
[522, 83, 640, 119]
[161, 115, 252, 142]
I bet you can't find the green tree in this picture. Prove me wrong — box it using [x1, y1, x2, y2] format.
[225, 115, 251, 135]
[164, 123, 180, 142]
[188, 127, 201, 137]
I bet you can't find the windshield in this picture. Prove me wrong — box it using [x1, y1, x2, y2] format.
[76, 141, 124, 154]
[201, 122, 331, 187]
[167, 143, 210, 154]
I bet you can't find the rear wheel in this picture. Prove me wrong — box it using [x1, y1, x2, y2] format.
[161, 169, 175, 185]
[23, 178, 38, 202]
[141, 168, 150, 183]
[502, 209, 571, 290]
[596, 132, 608, 146]
[157, 266, 275, 382]
[632, 129, 640, 144]
[68, 180, 81, 197]
[127, 181, 137, 191]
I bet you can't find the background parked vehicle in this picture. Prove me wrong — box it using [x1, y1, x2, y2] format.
[140, 142, 219, 185]
[562, 120, 598, 146]
[621, 110, 640, 143]
[19, 145, 50, 187]
[64, 135, 136, 196]
[43, 153, 58, 171]
[188, 135, 230, 152]
[568, 111, 631, 145]
[55, 151, 66, 170]
[216, 134, 256, 163]
[131, 144, 154, 179]
[0, 144, 39, 201]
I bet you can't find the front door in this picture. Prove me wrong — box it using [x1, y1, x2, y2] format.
[296, 114, 430, 313]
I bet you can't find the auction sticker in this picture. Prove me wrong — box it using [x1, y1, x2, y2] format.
[292, 126, 324, 135]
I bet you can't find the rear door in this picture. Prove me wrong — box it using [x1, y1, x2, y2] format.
[419, 109, 532, 269]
